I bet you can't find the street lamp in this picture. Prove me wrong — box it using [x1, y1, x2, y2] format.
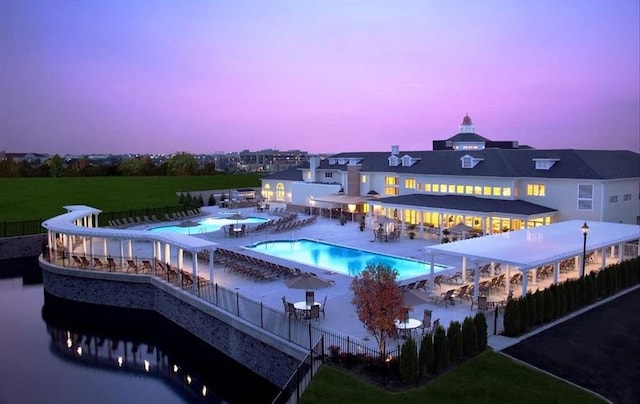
[581, 222, 589, 277]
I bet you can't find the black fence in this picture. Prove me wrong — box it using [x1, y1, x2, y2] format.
[1, 205, 188, 237]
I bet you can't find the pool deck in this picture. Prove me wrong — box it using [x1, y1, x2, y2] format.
[112, 206, 602, 351]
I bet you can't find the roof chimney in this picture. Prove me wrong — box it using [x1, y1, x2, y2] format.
[391, 145, 399, 155]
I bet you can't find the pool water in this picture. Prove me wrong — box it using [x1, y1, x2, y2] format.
[147, 216, 269, 235]
[246, 239, 449, 281]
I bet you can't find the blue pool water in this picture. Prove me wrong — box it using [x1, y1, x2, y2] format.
[246, 239, 449, 281]
[147, 216, 269, 235]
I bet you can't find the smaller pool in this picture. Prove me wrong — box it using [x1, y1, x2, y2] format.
[147, 216, 269, 235]
[246, 239, 450, 281]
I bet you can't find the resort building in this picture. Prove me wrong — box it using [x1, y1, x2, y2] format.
[261, 115, 640, 236]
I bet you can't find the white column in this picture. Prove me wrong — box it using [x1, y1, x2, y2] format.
[490, 262, 496, 277]
[618, 242, 624, 262]
[505, 265, 511, 296]
[521, 269, 528, 296]
[461, 256, 467, 283]
[473, 262, 480, 301]
[127, 240, 133, 259]
[103, 238, 108, 258]
[178, 248, 184, 271]
[531, 267, 537, 286]
[89, 237, 93, 262]
[192, 254, 198, 293]
[209, 249, 215, 284]
[119, 239, 125, 269]
[600, 247, 606, 271]
[164, 243, 171, 265]
[429, 253, 435, 294]
[82, 237, 87, 256]
[553, 262, 560, 285]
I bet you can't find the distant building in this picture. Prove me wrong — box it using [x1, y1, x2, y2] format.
[261, 115, 640, 232]
[237, 149, 309, 173]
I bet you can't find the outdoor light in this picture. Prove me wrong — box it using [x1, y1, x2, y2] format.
[581, 222, 589, 277]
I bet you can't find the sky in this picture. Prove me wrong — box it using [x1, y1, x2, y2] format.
[1, 1, 639, 155]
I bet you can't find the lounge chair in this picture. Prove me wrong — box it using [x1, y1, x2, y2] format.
[93, 257, 106, 268]
[429, 289, 455, 307]
[441, 272, 461, 284]
[80, 256, 91, 268]
[475, 295, 489, 312]
[106, 257, 118, 271]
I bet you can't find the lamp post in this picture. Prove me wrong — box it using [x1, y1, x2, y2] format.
[581, 222, 589, 277]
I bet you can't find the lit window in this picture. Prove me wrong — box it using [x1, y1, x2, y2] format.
[384, 186, 399, 196]
[385, 176, 398, 185]
[441, 184, 447, 193]
[483, 186, 491, 195]
[361, 175, 367, 183]
[465, 185, 473, 194]
[448, 184, 455, 193]
[492, 187, 501, 196]
[474, 186, 482, 195]
[405, 178, 416, 189]
[263, 184, 273, 200]
[424, 184, 431, 192]
[276, 183, 285, 201]
[433, 184, 439, 192]
[527, 183, 545, 196]
[503, 187, 511, 197]
[578, 184, 593, 210]
[456, 185, 464, 194]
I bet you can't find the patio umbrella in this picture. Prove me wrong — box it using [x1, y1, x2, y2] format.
[226, 212, 248, 227]
[285, 273, 333, 290]
[402, 289, 431, 307]
[376, 216, 396, 224]
[448, 223, 475, 233]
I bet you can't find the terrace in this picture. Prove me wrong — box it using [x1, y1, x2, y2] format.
[42, 205, 640, 353]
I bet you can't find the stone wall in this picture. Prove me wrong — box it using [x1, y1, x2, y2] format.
[0, 234, 46, 260]
[40, 261, 305, 387]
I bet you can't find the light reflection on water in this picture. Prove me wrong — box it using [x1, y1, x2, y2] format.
[247, 238, 450, 280]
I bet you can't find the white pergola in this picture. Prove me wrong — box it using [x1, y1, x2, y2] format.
[424, 220, 640, 298]
[42, 205, 218, 291]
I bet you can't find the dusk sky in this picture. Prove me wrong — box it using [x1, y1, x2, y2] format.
[1, 1, 639, 155]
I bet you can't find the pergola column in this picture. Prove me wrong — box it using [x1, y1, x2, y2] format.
[103, 238, 108, 259]
[505, 265, 511, 296]
[473, 261, 480, 301]
[209, 250, 215, 284]
[192, 254, 198, 293]
[89, 237, 93, 262]
[600, 247, 607, 271]
[553, 261, 560, 285]
[119, 240, 125, 269]
[178, 248, 184, 271]
[521, 268, 528, 297]
[164, 243, 171, 265]
[461, 256, 467, 283]
[617, 242, 624, 262]
[531, 268, 537, 285]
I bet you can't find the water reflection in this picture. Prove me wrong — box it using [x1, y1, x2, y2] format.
[42, 291, 279, 404]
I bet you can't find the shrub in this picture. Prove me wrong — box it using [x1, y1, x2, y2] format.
[462, 317, 477, 357]
[208, 194, 216, 206]
[198, 194, 204, 208]
[433, 325, 449, 372]
[447, 321, 463, 362]
[185, 192, 193, 207]
[535, 291, 544, 325]
[473, 312, 488, 351]
[526, 292, 536, 329]
[518, 296, 529, 334]
[399, 337, 418, 384]
[503, 299, 520, 337]
[418, 333, 435, 376]
[178, 192, 185, 204]
[543, 288, 554, 322]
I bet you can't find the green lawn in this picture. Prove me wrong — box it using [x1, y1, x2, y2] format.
[0, 175, 260, 221]
[300, 351, 604, 404]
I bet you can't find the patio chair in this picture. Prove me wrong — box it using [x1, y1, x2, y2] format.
[106, 257, 118, 271]
[72, 255, 85, 268]
[287, 302, 301, 320]
[80, 256, 91, 268]
[93, 257, 106, 268]
[429, 289, 455, 307]
[475, 295, 489, 312]
[308, 304, 321, 321]
[419, 309, 432, 336]
[126, 260, 139, 273]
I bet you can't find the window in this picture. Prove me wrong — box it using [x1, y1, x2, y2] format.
[474, 186, 482, 195]
[405, 178, 416, 189]
[385, 176, 398, 185]
[441, 184, 447, 193]
[306, 171, 311, 180]
[424, 184, 431, 192]
[503, 187, 512, 197]
[448, 184, 455, 193]
[483, 186, 491, 195]
[609, 195, 618, 203]
[384, 186, 399, 196]
[432, 184, 439, 192]
[465, 185, 473, 194]
[578, 184, 593, 210]
[527, 183, 545, 196]
[324, 172, 333, 178]
[493, 187, 501, 196]
[416, 183, 424, 191]
[462, 156, 473, 168]
[263, 184, 272, 200]
[276, 183, 285, 201]
[361, 175, 367, 183]
[456, 185, 464, 194]
[623, 193, 632, 201]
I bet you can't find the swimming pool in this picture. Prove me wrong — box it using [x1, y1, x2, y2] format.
[146, 216, 269, 235]
[245, 239, 450, 281]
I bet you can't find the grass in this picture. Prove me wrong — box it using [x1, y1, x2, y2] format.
[299, 351, 605, 404]
[0, 175, 260, 221]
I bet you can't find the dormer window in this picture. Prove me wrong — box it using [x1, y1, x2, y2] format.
[461, 154, 484, 169]
[388, 155, 399, 167]
[328, 158, 337, 165]
[400, 154, 420, 167]
[533, 158, 560, 170]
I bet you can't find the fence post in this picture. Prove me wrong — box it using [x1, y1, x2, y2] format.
[260, 302, 264, 328]
[215, 283, 218, 306]
[236, 291, 240, 317]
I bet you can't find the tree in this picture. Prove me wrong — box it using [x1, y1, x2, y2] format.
[418, 333, 435, 376]
[47, 154, 64, 177]
[117, 157, 143, 176]
[167, 152, 199, 176]
[350, 263, 403, 353]
[462, 316, 477, 357]
[399, 337, 418, 384]
[447, 321, 463, 362]
[208, 194, 216, 206]
[473, 312, 488, 351]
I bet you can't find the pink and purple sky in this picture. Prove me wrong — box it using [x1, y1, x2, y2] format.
[1, 1, 639, 155]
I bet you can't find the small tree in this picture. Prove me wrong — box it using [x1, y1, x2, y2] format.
[350, 263, 404, 353]
[399, 337, 418, 384]
[503, 298, 520, 337]
[433, 325, 449, 371]
[535, 291, 544, 325]
[208, 194, 216, 206]
[198, 194, 204, 208]
[519, 296, 529, 334]
[447, 321, 463, 362]
[418, 333, 435, 376]
[526, 292, 536, 329]
[462, 316, 477, 357]
[178, 192, 186, 205]
[473, 312, 488, 351]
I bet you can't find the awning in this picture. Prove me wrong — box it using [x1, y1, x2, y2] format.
[311, 194, 369, 204]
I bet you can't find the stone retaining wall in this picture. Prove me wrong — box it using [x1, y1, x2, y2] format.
[0, 234, 46, 260]
[40, 260, 305, 388]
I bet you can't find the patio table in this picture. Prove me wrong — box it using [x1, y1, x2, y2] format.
[394, 318, 422, 339]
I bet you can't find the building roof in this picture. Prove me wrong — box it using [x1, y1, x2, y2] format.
[426, 220, 640, 270]
[447, 132, 490, 143]
[317, 149, 640, 180]
[262, 163, 308, 180]
[374, 194, 557, 216]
